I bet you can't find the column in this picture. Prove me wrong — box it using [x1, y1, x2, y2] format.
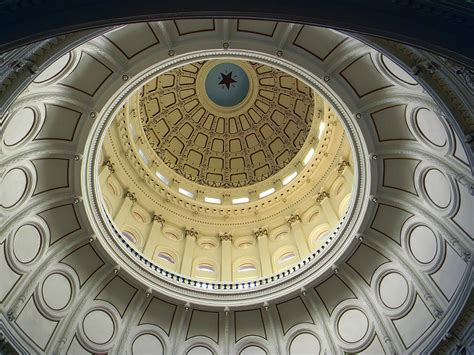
[255, 228, 273, 276]
[143, 214, 165, 256]
[316, 190, 339, 226]
[114, 191, 135, 223]
[220, 232, 232, 282]
[337, 159, 353, 184]
[180, 228, 198, 276]
[288, 214, 310, 257]
[99, 160, 114, 181]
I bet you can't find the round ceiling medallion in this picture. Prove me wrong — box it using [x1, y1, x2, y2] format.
[13, 224, 42, 264]
[42, 273, 72, 310]
[205, 62, 250, 107]
[0, 168, 28, 208]
[83, 310, 115, 345]
[379, 272, 409, 309]
[409, 225, 438, 264]
[3, 107, 36, 147]
[424, 169, 451, 208]
[337, 308, 369, 343]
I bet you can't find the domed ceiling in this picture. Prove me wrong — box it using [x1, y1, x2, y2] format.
[0, 18, 472, 355]
[141, 60, 314, 188]
[99, 58, 353, 284]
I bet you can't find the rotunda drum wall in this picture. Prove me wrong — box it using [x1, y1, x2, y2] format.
[97, 55, 355, 286]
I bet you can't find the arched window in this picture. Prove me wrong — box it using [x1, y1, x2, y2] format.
[122, 231, 137, 244]
[197, 263, 215, 272]
[313, 232, 329, 249]
[193, 259, 218, 281]
[238, 263, 257, 272]
[132, 210, 146, 223]
[278, 251, 296, 264]
[157, 252, 175, 264]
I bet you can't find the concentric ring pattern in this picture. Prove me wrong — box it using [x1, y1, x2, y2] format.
[0, 19, 472, 355]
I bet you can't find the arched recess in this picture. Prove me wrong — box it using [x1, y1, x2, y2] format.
[308, 224, 331, 251]
[153, 247, 179, 272]
[240, 344, 267, 355]
[273, 246, 299, 272]
[338, 193, 351, 218]
[119, 225, 143, 248]
[192, 258, 219, 281]
[131, 332, 164, 355]
[186, 345, 214, 355]
[289, 332, 321, 355]
[233, 258, 260, 281]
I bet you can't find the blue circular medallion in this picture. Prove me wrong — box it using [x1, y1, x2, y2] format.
[205, 62, 250, 107]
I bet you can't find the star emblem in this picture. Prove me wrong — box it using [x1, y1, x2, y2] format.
[218, 71, 237, 90]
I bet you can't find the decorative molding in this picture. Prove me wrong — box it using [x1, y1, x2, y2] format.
[104, 160, 115, 173]
[337, 159, 350, 174]
[185, 228, 199, 239]
[125, 191, 136, 202]
[152, 214, 165, 225]
[254, 228, 268, 239]
[219, 232, 232, 242]
[287, 214, 301, 225]
[315, 190, 329, 204]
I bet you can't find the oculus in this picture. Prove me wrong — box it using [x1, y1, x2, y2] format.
[205, 62, 250, 107]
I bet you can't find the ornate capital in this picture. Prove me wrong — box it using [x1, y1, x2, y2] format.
[219, 232, 232, 242]
[152, 214, 165, 225]
[104, 160, 115, 173]
[254, 228, 268, 239]
[125, 191, 137, 202]
[337, 159, 350, 174]
[287, 214, 301, 225]
[315, 190, 329, 204]
[185, 228, 198, 239]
